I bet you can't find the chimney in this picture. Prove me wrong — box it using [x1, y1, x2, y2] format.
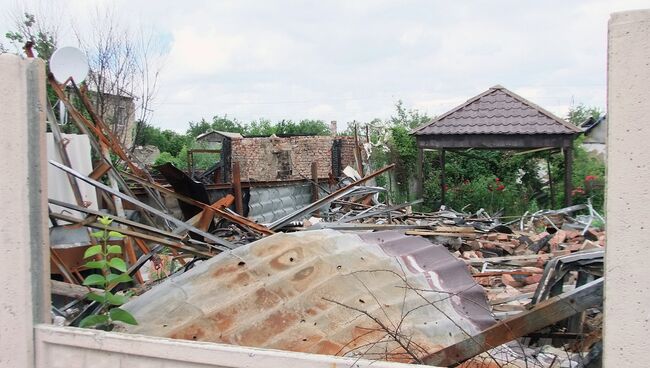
[330, 120, 337, 136]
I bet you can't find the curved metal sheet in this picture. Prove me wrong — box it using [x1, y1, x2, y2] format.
[121, 230, 494, 363]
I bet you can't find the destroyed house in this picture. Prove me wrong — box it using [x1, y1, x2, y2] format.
[157, 133, 369, 224]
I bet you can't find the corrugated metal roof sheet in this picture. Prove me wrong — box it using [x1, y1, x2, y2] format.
[121, 230, 494, 363]
[248, 184, 313, 224]
[412, 86, 581, 136]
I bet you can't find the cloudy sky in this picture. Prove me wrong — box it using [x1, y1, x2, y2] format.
[2, 0, 648, 132]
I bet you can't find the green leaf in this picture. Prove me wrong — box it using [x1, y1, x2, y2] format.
[107, 245, 122, 254]
[109, 308, 137, 325]
[83, 245, 102, 259]
[98, 216, 113, 226]
[85, 260, 107, 270]
[90, 231, 105, 239]
[108, 258, 127, 272]
[82, 274, 106, 287]
[79, 314, 109, 328]
[108, 231, 125, 239]
[85, 292, 105, 303]
[105, 291, 128, 306]
[106, 272, 132, 284]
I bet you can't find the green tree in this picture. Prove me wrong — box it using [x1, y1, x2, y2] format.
[4, 12, 56, 60]
[567, 104, 603, 126]
[3, 12, 60, 119]
[186, 115, 246, 137]
[133, 121, 189, 156]
[273, 119, 330, 136]
[390, 100, 430, 129]
[247, 118, 276, 136]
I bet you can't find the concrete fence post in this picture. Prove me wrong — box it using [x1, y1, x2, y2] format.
[605, 9, 650, 367]
[0, 54, 50, 368]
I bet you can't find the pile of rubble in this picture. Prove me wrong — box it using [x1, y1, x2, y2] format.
[46, 76, 604, 367]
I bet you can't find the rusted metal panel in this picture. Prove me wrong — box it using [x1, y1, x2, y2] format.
[120, 230, 494, 363]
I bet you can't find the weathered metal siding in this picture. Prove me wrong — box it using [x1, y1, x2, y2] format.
[247, 184, 313, 224]
[121, 230, 494, 363]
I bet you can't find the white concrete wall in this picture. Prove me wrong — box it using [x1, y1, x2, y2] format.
[605, 9, 650, 367]
[0, 54, 50, 368]
[34, 325, 429, 368]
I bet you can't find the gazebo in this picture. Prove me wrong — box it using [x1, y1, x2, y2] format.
[411, 85, 582, 207]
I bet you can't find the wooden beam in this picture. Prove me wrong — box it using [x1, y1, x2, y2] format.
[463, 251, 571, 266]
[232, 162, 244, 215]
[564, 145, 573, 207]
[422, 278, 603, 366]
[547, 154, 556, 209]
[440, 149, 446, 205]
[416, 134, 575, 149]
[51, 280, 101, 299]
[88, 161, 111, 181]
[416, 148, 423, 198]
[196, 207, 215, 232]
[311, 162, 319, 215]
[123, 237, 144, 284]
[354, 124, 364, 175]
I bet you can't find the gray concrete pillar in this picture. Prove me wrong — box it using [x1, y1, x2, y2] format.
[0, 54, 50, 368]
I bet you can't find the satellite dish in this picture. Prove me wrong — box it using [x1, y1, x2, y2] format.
[49, 46, 89, 84]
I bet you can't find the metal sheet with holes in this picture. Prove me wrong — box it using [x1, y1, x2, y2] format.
[120, 230, 494, 363]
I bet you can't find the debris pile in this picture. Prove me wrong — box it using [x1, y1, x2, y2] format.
[45, 75, 604, 367]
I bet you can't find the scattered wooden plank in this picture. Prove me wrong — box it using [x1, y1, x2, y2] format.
[464, 251, 571, 266]
[433, 226, 478, 233]
[51, 280, 100, 299]
[422, 278, 603, 366]
[489, 292, 535, 305]
[406, 230, 477, 239]
[472, 270, 542, 278]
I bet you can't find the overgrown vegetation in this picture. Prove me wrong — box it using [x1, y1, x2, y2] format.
[79, 216, 137, 329]
[136, 115, 331, 170]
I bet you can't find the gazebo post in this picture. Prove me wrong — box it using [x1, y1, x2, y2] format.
[440, 148, 446, 205]
[416, 146, 423, 198]
[546, 153, 556, 209]
[563, 145, 573, 206]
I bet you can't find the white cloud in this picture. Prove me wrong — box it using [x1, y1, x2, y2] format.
[167, 27, 244, 75]
[1, 0, 644, 132]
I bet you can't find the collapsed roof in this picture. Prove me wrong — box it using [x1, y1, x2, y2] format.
[120, 230, 494, 363]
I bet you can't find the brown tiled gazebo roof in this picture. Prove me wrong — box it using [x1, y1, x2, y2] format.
[411, 85, 581, 206]
[411, 85, 580, 149]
